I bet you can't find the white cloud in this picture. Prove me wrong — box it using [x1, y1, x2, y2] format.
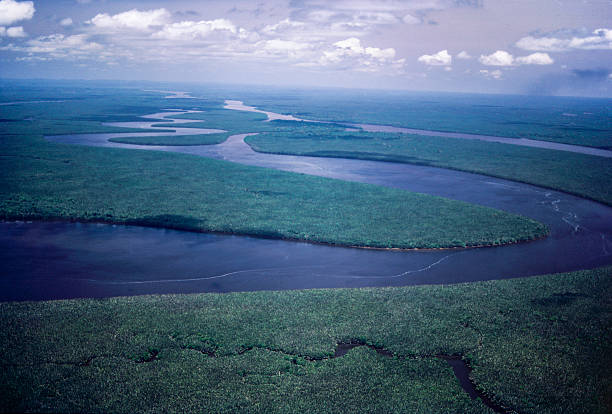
[261, 39, 309, 51]
[479, 50, 554, 66]
[456, 50, 471, 59]
[319, 37, 404, 72]
[480, 69, 502, 79]
[515, 36, 568, 52]
[365, 46, 396, 59]
[261, 18, 305, 36]
[88, 8, 170, 31]
[1, 5, 406, 75]
[254, 39, 312, 60]
[329, 37, 396, 60]
[0, 25, 26, 37]
[334, 37, 364, 54]
[260, 39, 310, 54]
[516, 28, 612, 52]
[418, 49, 452, 66]
[6, 25, 25, 37]
[152, 19, 237, 41]
[478, 50, 514, 66]
[3, 33, 104, 58]
[515, 52, 554, 65]
[0, 0, 34, 26]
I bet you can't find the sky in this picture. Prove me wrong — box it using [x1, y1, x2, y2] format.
[0, 0, 611, 96]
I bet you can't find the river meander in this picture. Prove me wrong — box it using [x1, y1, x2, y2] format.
[1, 106, 611, 301]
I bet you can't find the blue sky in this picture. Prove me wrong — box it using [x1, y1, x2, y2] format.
[0, 0, 611, 96]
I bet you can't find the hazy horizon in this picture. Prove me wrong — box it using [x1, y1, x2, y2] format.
[0, 0, 611, 97]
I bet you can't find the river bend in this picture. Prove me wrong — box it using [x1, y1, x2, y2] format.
[1, 106, 611, 301]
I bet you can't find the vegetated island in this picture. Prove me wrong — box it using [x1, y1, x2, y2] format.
[1, 266, 610, 413]
[109, 132, 231, 146]
[234, 91, 612, 149]
[243, 121, 612, 206]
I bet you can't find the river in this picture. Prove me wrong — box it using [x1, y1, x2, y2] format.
[1, 105, 611, 301]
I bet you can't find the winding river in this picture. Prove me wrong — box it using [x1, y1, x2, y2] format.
[2, 102, 611, 301]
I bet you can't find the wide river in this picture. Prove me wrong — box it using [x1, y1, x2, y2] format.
[2, 104, 611, 301]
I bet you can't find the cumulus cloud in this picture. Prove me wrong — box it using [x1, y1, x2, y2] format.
[478, 50, 514, 66]
[516, 28, 612, 52]
[5, 25, 25, 37]
[0, 0, 34, 26]
[329, 37, 396, 60]
[1, 5, 406, 75]
[417, 49, 452, 66]
[261, 18, 305, 36]
[88, 8, 170, 31]
[319, 37, 404, 72]
[515, 52, 554, 65]
[152, 19, 237, 40]
[0, 25, 26, 37]
[479, 50, 553, 66]
[456, 50, 471, 59]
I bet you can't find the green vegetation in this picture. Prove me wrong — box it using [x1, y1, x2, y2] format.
[234, 89, 612, 148]
[152, 107, 271, 133]
[109, 133, 230, 146]
[246, 122, 612, 206]
[0, 130, 546, 249]
[1, 266, 610, 413]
